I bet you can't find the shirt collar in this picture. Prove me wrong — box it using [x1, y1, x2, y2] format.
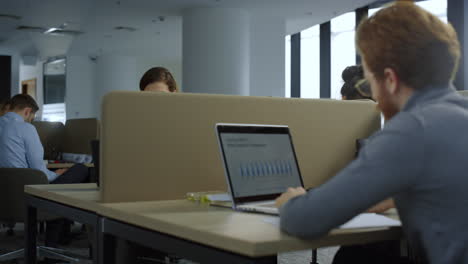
[402, 83, 456, 112]
[3, 112, 25, 122]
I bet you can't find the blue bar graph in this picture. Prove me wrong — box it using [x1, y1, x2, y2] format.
[239, 160, 293, 178]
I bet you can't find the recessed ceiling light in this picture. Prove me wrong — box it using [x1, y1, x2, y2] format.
[0, 14, 21, 20]
[114, 26, 137, 32]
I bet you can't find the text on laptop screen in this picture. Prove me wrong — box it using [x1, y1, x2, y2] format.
[220, 133, 302, 198]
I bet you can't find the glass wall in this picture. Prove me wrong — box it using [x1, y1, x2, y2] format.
[285, 35, 291, 98]
[331, 12, 356, 100]
[43, 58, 66, 123]
[285, 0, 448, 99]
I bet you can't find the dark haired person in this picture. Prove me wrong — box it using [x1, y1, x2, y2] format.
[139, 67, 178, 92]
[340, 65, 372, 100]
[0, 98, 10, 117]
[276, 2, 467, 263]
[0, 94, 88, 184]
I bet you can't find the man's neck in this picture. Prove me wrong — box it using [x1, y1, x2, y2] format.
[11, 111, 27, 121]
[396, 86, 415, 111]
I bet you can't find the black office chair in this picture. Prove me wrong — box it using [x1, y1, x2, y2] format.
[0, 168, 83, 263]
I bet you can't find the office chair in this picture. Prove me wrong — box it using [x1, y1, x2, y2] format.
[0, 168, 82, 263]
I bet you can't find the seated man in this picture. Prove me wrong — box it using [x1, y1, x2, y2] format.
[0, 94, 90, 248]
[276, 2, 468, 264]
[0, 94, 88, 184]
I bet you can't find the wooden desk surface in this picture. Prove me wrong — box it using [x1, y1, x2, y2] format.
[100, 200, 402, 257]
[47, 163, 94, 169]
[24, 186, 401, 257]
[24, 183, 101, 212]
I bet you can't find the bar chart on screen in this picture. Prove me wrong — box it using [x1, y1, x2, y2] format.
[239, 160, 293, 179]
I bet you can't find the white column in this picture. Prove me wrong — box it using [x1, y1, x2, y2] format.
[66, 56, 96, 119]
[249, 15, 286, 97]
[95, 55, 137, 117]
[183, 8, 250, 95]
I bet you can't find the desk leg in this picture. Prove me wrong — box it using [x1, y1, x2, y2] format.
[311, 249, 319, 264]
[25, 203, 37, 264]
[92, 217, 100, 264]
[99, 229, 116, 263]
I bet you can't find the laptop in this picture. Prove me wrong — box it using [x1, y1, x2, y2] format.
[216, 123, 304, 215]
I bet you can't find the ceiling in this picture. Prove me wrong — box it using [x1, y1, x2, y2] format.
[0, 0, 373, 59]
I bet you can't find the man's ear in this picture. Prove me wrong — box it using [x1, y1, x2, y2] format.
[23, 107, 32, 117]
[383, 68, 399, 95]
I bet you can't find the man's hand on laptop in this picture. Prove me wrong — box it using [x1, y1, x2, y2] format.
[55, 168, 68, 176]
[275, 187, 306, 208]
[366, 198, 395, 213]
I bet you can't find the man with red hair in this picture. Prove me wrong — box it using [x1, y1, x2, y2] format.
[276, 2, 468, 263]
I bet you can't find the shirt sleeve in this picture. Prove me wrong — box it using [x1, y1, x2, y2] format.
[22, 124, 58, 182]
[279, 113, 424, 238]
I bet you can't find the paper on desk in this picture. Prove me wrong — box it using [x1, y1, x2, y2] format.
[206, 193, 231, 202]
[262, 213, 401, 229]
[340, 213, 401, 229]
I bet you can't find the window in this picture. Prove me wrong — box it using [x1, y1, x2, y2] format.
[331, 12, 356, 100]
[43, 58, 66, 123]
[285, 35, 291, 98]
[416, 0, 447, 22]
[42, 103, 66, 124]
[370, 0, 447, 22]
[300, 25, 320, 98]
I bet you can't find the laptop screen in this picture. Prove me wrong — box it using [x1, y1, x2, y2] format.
[217, 124, 304, 204]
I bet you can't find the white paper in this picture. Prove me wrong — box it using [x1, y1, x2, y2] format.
[206, 193, 231, 202]
[262, 213, 401, 229]
[340, 213, 401, 229]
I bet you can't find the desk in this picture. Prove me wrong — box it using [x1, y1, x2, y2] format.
[24, 187, 402, 264]
[46, 163, 94, 169]
[24, 183, 101, 264]
[99, 200, 402, 264]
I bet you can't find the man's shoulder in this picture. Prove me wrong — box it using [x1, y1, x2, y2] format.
[3, 120, 37, 134]
[383, 111, 424, 133]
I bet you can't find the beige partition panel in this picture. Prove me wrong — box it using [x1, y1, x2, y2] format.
[62, 118, 100, 154]
[101, 92, 380, 202]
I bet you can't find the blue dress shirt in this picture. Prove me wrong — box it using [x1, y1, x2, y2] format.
[0, 112, 58, 181]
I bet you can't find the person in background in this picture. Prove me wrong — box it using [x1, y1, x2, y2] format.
[0, 98, 10, 117]
[0, 94, 90, 248]
[340, 65, 372, 100]
[0, 94, 89, 184]
[276, 2, 466, 263]
[139, 66, 179, 92]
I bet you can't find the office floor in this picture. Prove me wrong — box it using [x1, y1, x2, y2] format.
[0, 224, 337, 264]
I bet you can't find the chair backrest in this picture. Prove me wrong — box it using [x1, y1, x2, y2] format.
[0, 168, 48, 223]
[62, 118, 100, 155]
[32, 121, 65, 160]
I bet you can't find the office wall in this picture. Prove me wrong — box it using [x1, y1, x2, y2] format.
[249, 15, 286, 97]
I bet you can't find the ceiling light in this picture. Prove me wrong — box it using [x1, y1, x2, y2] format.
[0, 14, 21, 20]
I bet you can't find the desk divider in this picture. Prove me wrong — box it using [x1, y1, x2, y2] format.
[100, 92, 380, 203]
